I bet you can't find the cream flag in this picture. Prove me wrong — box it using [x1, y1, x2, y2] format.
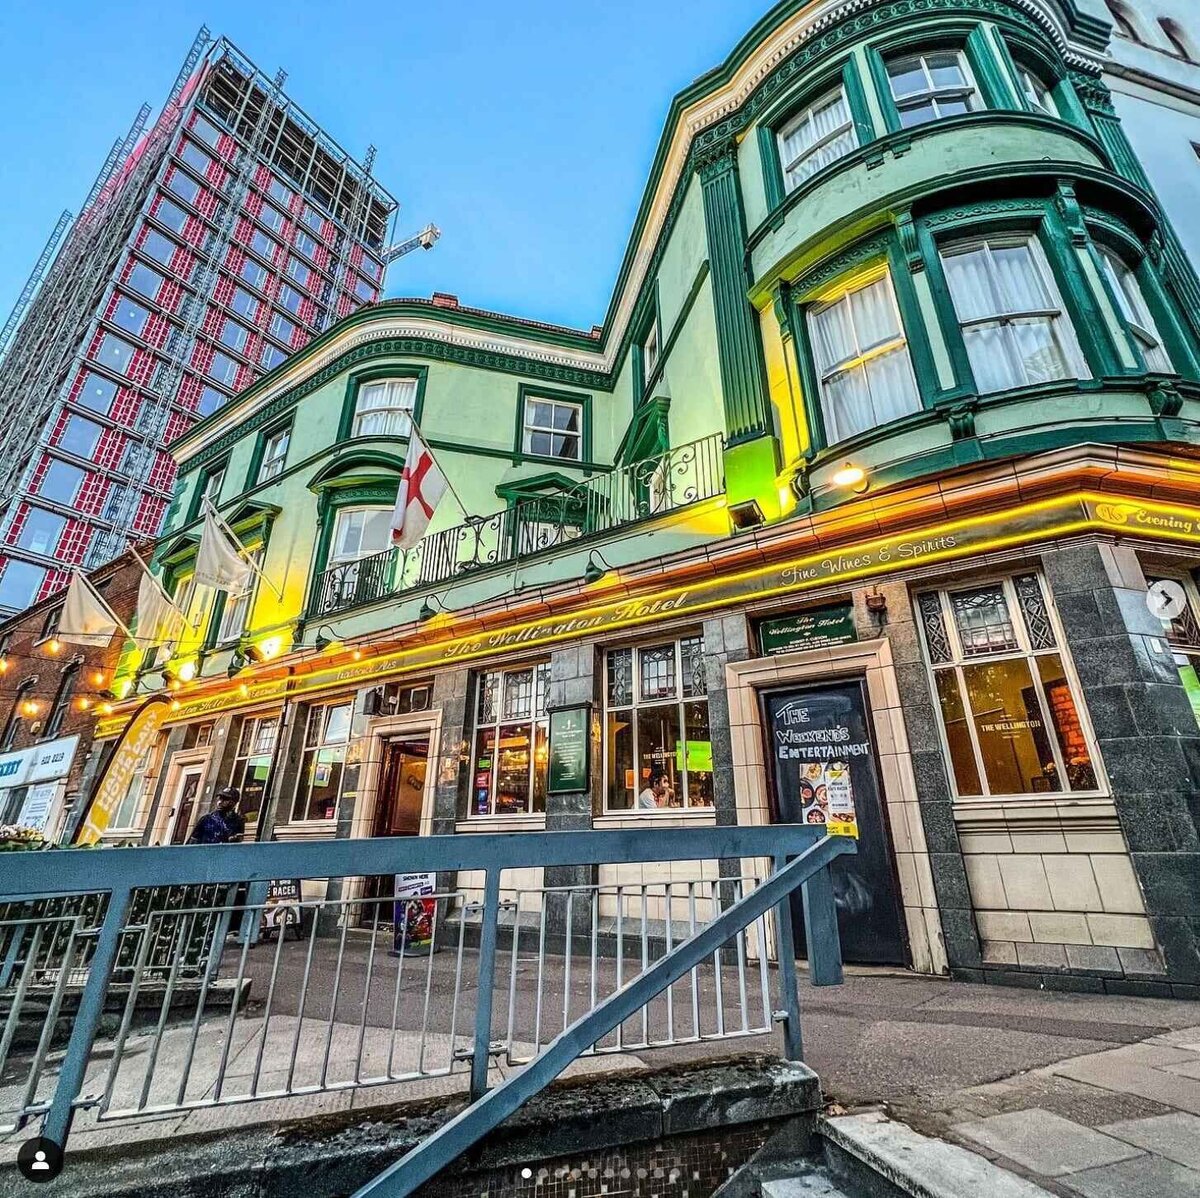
[57, 573, 122, 647]
[135, 567, 187, 645]
[194, 505, 254, 593]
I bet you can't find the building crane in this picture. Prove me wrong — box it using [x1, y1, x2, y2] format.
[382, 223, 440, 266]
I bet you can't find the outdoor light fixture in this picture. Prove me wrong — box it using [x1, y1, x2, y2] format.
[46, 639, 61, 655]
[832, 463, 868, 493]
[176, 660, 196, 683]
[419, 595, 449, 621]
[312, 624, 344, 652]
[584, 551, 615, 585]
[92, 669, 106, 688]
[728, 499, 766, 531]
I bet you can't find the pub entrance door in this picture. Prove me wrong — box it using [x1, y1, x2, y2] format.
[760, 680, 908, 966]
[363, 735, 430, 906]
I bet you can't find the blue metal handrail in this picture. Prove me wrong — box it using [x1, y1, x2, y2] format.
[2, 824, 853, 1187]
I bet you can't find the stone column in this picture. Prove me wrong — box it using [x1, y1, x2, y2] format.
[701, 613, 752, 829]
[1042, 540, 1200, 983]
[544, 644, 599, 940]
[872, 581, 982, 974]
[430, 666, 471, 836]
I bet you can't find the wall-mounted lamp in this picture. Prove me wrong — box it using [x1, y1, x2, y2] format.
[312, 624, 345, 652]
[832, 463, 869, 494]
[226, 650, 248, 679]
[584, 551, 615, 585]
[418, 595, 449, 622]
[728, 499, 766, 531]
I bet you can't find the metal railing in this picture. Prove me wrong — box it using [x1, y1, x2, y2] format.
[0, 824, 851, 1196]
[310, 432, 726, 618]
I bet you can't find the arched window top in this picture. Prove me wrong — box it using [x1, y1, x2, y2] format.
[1160, 17, 1198, 62]
[1105, 0, 1147, 43]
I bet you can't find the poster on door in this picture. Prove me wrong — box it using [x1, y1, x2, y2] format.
[392, 872, 437, 956]
[769, 696, 860, 838]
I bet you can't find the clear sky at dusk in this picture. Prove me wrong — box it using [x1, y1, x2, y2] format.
[0, 1, 773, 332]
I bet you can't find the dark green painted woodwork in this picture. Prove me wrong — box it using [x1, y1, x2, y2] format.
[699, 138, 772, 446]
[512, 384, 594, 467]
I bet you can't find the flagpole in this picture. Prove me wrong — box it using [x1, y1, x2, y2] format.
[412, 424, 470, 520]
[202, 498, 284, 601]
[79, 572, 133, 638]
[130, 546, 179, 607]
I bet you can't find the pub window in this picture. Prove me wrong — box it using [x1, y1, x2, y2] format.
[214, 548, 261, 644]
[109, 746, 154, 831]
[228, 714, 279, 825]
[43, 662, 80, 740]
[917, 575, 1100, 798]
[291, 701, 362, 822]
[777, 86, 857, 192]
[1144, 571, 1200, 728]
[2, 679, 35, 750]
[885, 49, 979, 128]
[470, 663, 550, 816]
[1097, 246, 1173, 373]
[604, 636, 713, 811]
[352, 377, 417, 438]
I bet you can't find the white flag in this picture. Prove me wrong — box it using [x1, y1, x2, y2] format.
[391, 429, 448, 550]
[194, 506, 254, 593]
[58, 574, 121, 647]
[135, 567, 186, 646]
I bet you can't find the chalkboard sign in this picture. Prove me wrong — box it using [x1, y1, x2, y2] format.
[548, 706, 590, 794]
[758, 604, 856, 656]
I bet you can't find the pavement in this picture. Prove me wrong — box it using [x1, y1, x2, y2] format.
[3, 938, 1200, 1194]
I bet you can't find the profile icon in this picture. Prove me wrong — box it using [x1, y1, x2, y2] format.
[17, 1137, 63, 1182]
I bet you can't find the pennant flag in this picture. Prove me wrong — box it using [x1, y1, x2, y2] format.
[58, 573, 123, 647]
[391, 429, 448, 550]
[135, 565, 187, 646]
[194, 504, 254, 593]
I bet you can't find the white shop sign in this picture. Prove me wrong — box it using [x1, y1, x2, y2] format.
[17, 782, 60, 832]
[0, 734, 80, 789]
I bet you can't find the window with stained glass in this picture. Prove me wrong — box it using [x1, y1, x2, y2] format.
[470, 664, 550, 816]
[918, 575, 1100, 798]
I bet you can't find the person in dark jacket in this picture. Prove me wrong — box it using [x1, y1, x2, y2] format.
[188, 787, 246, 844]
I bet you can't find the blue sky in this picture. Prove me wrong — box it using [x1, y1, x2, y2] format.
[0, 1, 774, 332]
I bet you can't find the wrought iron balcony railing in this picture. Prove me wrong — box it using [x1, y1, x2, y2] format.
[310, 432, 725, 619]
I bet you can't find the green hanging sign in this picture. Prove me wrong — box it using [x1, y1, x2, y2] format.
[758, 604, 857, 656]
[548, 705, 591, 794]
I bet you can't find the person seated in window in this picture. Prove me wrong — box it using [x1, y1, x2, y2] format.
[637, 771, 673, 810]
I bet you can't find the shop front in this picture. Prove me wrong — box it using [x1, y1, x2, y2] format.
[0, 734, 81, 841]
[96, 485, 1200, 989]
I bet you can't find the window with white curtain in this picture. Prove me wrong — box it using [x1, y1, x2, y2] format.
[777, 87, 857, 192]
[886, 51, 979, 127]
[1097, 246, 1172, 372]
[940, 236, 1087, 393]
[807, 271, 921, 443]
[352, 378, 417, 437]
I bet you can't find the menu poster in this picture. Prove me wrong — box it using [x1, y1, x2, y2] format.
[791, 759, 859, 838]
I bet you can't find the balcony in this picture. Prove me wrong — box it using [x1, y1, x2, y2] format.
[310, 433, 726, 618]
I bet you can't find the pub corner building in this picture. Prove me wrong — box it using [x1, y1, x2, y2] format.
[69, 0, 1200, 994]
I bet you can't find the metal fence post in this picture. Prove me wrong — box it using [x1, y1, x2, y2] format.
[42, 886, 134, 1149]
[771, 854, 803, 1062]
[802, 864, 844, 988]
[470, 869, 502, 1101]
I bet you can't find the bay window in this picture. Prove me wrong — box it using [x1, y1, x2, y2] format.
[470, 664, 550, 816]
[807, 270, 920, 442]
[918, 575, 1100, 798]
[352, 377, 417, 437]
[1015, 64, 1057, 115]
[886, 50, 979, 127]
[1097, 246, 1173, 372]
[778, 87, 857, 191]
[940, 235, 1086, 393]
[604, 637, 713, 811]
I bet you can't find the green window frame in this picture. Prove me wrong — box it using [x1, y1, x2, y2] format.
[337, 364, 429, 443]
[513, 383, 593, 466]
[187, 457, 228, 522]
[247, 418, 292, 488]
[758, 58, 876, 213]
[868, 25, 1013, 135]
[631, 286, 662, 405]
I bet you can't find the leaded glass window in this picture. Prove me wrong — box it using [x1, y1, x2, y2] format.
[470, 664, 550, 816]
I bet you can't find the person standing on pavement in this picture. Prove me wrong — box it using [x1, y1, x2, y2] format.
[188, 787, 246, 844]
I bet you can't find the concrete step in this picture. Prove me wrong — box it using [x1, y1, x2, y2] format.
[761, 1167, 861, 1196]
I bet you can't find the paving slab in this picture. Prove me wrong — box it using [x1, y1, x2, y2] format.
[1064, 1154, 1200, 1198]
[951, 1109, 1143, 1177]
[1099, 1112, 1200, 1170]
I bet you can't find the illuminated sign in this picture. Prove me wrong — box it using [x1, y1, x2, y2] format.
[97, 493, 1200, 734]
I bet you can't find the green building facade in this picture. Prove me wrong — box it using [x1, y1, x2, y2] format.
[92, 0, 1200, 993]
